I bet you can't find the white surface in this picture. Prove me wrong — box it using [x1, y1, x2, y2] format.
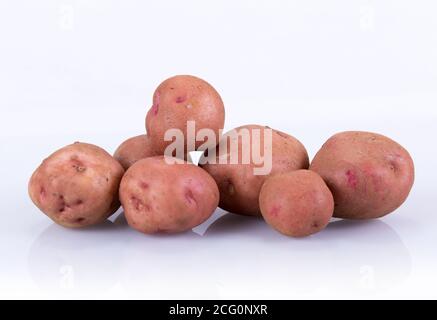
[1, 0, 436, 299]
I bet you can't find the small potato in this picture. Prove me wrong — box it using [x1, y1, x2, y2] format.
[114, 134, 159, 170]
[259, 170, 334, 237]
[28, 142, 125, 228]
[310, 131, 415, 219]
[202, 125, 309, 216]
[145, 75, 225, 154]
[119, 156, 219, 234]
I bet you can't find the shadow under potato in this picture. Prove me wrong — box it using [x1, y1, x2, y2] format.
[203, 213, 265, 236]
[27, 210, 413, 298]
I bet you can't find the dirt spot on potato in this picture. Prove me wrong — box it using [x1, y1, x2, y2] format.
[175, 96, 186, 103]
[76, 217, 85, 223]
[56, 194, 69, 213]
[387, 154, 402, 173]
[130, 196, 144, 211]
[311, 221, 320, 229]
[226, 180, 235, 195]
[71, 158, 86, 172]
[176, 216, 191, 228]
[39, 186, 46, 199]
[184, 189, 197, 206]
[130, 196, 151, 212]
[75, 166, 86, 172]
[140, 182, 149, 189]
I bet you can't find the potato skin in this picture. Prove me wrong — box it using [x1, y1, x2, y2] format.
[114, 134, 159, 170]
[145, 75, 225, 154]
[28, 142, 125, 228]
[310, 131, 415, 219]
[259, 170, 334, 237]
[202, 125, 309, 216]
[119, 156, 219, 234]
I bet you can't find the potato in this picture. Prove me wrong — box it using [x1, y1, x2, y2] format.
[310, 131, 415, 219]
[259, 170, 334, 237]
[114, 134, 159, 170]
[145, 75, 225, 155]
[119, 156, 219, 234]
[202, 124, 309, 216]
[28, 142, 125, 228]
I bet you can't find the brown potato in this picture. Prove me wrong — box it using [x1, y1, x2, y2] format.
[259, 170, 334, 237]
[310, 131, 415, 219]
[202, 124, 309, 216]
[114, 134, 159, 170]
[119, 156, 219, 234]
[28, 142, 125, 228]
[145, 75, 225, 154]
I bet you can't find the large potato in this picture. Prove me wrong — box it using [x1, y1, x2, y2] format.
[119, 156, 219, 234]
[202, 124, 309, 216]
[114, 134, 158, 170]
[259, 170, 334, 237]
[145, 75, 225, 155]
[310, 131, 415, 219]
[28, 142, 124, 228]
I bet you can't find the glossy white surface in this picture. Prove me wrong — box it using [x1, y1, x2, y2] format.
[1, 0, 436, 299]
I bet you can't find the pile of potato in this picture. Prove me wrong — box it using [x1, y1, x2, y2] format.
[28, 75, 415, 237]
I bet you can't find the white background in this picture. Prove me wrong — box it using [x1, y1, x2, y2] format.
[1, 0, 436, 299]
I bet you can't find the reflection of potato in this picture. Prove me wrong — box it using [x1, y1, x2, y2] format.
[28, 142, 124, 228]
[114, 134, 159, 170]
[311, 132, 415, 219]
[145, 75, 225, 154]
[118, 229, 217, 299]
[202, 125, 309, 216]
[119, 156, 219, 234]
[260, 170, 334, 237]
[27, 221, 123, 295]
[204, 214, 411, 297]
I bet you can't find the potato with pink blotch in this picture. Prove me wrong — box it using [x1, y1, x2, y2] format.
[28, 142, 125, 228]
[259, 170, 334, 237]
[119, 156, 219, 234]
[145, 75, 225, 155]
[310, 131, 415, 219]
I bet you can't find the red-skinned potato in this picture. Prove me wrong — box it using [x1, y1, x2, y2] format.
[28, 142, 125, 228]
[202, 124, 309, 216]
[310, 131, 415, 219]
[119, 156, 219, 234]
[114, 134, 159, 170]
[259, 170, 334, 237]
[145, 75, 225, 154]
